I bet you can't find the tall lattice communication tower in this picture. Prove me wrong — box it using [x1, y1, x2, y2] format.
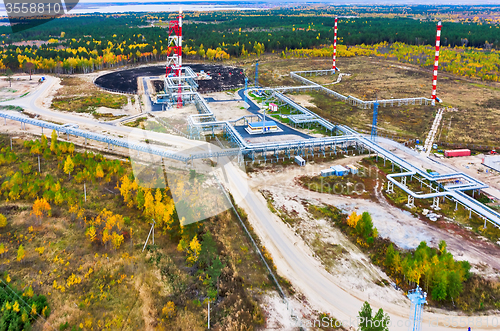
[407, 286, 427, 331]
[166, 9, 183, 108]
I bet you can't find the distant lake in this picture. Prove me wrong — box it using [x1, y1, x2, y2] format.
[0, 2, 263, 17]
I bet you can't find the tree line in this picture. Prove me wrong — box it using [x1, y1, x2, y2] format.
[314, 205, 473, 306]
[0, 11, 498, 74]
[282, 42, 500, 82]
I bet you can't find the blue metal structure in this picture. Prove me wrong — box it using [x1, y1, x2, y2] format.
[371, 101, 379, 142]
[0, 112, 240, 163]
[407, 286, 427, 331]
[244, 77, 248, 106]
[3, 66, 500, 227]
[255, 61, 259, 87]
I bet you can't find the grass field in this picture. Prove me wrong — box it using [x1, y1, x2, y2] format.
[0, 133, 273, 330]
[52, 77, 127, 114]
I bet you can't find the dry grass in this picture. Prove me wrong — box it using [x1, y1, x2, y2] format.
[52, 77, 127, 113]
[245, 55, 500, 144]
[0, 134, 271, 331]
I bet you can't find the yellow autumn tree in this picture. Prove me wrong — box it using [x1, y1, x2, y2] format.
[17, 244, 25, 262]
[187, 235, 201, 265]
[23, 285, 34, 298]
[111, 232, 124, 250]
[95, 164, 104, 179]
[0, 214, 6, 227]
[31, 197, 51, 224]
[50, 129, 57, 153]
[347, 211, 361, 228]
[64, 155, 74, 179]
[117, 175, 132, 206]
[85, 226, 97, 242]
[143, 189, 155, 218]
[162, 301, 176, 319]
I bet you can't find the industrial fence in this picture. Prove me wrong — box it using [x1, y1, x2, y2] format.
[154, 116, 200, 140]
[94, 85, 137, 95]
[357, 128, 417, 143]
[200, 85, 244, 94]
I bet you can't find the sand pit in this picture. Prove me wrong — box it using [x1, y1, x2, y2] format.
[0, 75, 45, 102]
[94, 64, 245, 94]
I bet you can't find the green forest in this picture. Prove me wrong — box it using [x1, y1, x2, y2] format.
[0, 7, 498, 75]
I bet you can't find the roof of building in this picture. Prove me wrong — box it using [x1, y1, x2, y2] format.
[331, 164, 349, 172]
[248, 121, 277, 128]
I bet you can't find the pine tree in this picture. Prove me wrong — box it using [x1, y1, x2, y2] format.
[447, 271, 463, 303]
[200, 231, 217, 268]
[358, 301, 390, 331]
[431, 271, 448, 301]
[385, 244, 395, 271]
[208, 256, 225, 287]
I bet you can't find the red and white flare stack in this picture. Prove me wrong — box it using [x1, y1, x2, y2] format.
[332, 17, 338, 71]
[431, 21, 442, 106]
[176, 10, 183, 108]
[166, 9, 183, 108]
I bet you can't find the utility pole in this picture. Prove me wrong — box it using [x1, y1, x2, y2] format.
[262, 103, 266, 134]
[142, 220, 155, 252]
[244, 77, 248, 108]
[255, 61, 258, 87]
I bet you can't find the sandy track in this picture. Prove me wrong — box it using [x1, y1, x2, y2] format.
[249, 159, 500, 272]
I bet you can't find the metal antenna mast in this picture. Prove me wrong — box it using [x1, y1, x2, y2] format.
[407, 285, 427, 331]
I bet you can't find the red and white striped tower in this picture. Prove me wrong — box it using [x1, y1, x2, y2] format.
[166, 9, 183, 108]
[177, 9, 183, 108]
[332, 17, 338, 71]
[431, 21, 442, 106]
